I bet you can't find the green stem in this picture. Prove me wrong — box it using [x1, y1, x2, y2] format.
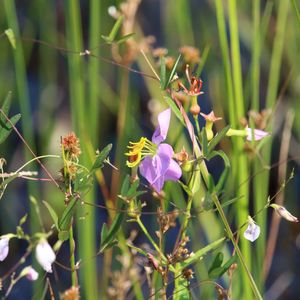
[180, 195, 193, 240]
[211, 193, 262, 300]
[136, 217, 162, 255]
[69, 222, 78, 286]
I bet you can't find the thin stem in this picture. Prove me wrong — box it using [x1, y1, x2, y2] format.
[136, 217, 161, 255]
[211, 193, 262, 300]
[69, 221, 78, 286]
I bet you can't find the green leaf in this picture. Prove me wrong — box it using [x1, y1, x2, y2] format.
[201, 128, 209, 157]
[173, 275, 190, 300]
[58, 197, 78, 233]
[207, 125, 230, 153]
[160, 56, 166, 90]
[0, 113, 21, 144]
[181, 237, 226, 269]
[206, 150, 230, 168]
[4, 29, 16, 49]
[164, 96, 185, 126]
[101, 16, 124, 43]
[189, 165, 201, 195]
[100, 223, 108, 242]
[121, 174, 130, 195]
[215, 167, 229, 193]
[0, 173, 18, 189]
[74, 171, 93, 193]
[58, 230, 69, 241]
[209, 255, 237, 279]
[90, 144, 112, 172]
[202, 192, 214, 211]
[43, 201, 59, 229]
[116, 33, 135, 44]
[19, 214, 28, 226]
[208, 252, 224, 274]
[99, 201, 126, 253]
[166, 54, 181, 88]
[0, 92, 12, 124]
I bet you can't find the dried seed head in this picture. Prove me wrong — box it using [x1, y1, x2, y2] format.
[61, 132, 81, 159]
[62, 286, 80, 300]
[179, 46, 200, 64]
[182, 268, 194, 280]
[152, 47, 168, 57]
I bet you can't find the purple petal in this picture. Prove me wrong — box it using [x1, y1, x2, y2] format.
[164, 159, 182, 181]
[244, 223, 260, 242]
[152, 109, 171, 144]
[139, 144, 174, 192]
[246, 128, 269, 141]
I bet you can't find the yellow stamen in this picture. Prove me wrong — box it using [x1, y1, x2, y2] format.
[125, 137, 157, 168]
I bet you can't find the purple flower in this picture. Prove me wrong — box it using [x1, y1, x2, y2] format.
[125, 109, 182, 192]
[0, 236, 10, 261]
[138, 109, 182, 192]
[244, 217, 260, 242]
[246, 127, 269, 141]
[270, 204, 298, 222]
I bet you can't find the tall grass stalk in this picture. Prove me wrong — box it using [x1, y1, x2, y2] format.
[257, 0, 289, 286]
[65, 1, 97, 298]
[88, 0, 101, 145]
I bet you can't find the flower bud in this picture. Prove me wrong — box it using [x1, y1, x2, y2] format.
[270, 204, 298, 222]
[36, 239, 56, 273]
[0, 237, 9, 261]
[20, 266, 39, 281]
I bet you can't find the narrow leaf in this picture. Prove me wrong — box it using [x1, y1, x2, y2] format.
[181, 237, 226, 269]
[4, 28, 16, 49]
[58, 197, 78, 232]
[208, 125, 230, 153]
[101, 16, 124, 43]
[99, 202, 126, 253]
[0, 173, 18, 188]
[166, 54, 181, 88]
[0, 113, 21, 144]
[19, 214, 28, 226]
[58, 230, 69, 241]
[43, 201, 59, 229]
[90, 144, 112, 172]
[209, 255, 237, 279]
[116, 33, 135, 44]
[164, 96, 185, 126]
[160, 56, 166, 90]
[207, 150, 230, 168]
[0, 92, 12, 124]
[208, 252, 224, 274]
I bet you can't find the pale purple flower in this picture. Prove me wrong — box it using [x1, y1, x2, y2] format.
[139, 109, 182, 192]
[270, 204, 298, 222]
[244, 217, 260, 242]
[0, 237, 10, 261]
[21, 266, 39, 281]
[246, 127, 269, 141]
[35, 239, 56, 273]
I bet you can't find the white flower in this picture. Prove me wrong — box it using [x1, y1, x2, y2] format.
[0, 237, 10, 261]
[21, 266, 39, 281]
[270, 204, 298, 223]
[244, 216, 260, 242]
[35, 239, 56, 273]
